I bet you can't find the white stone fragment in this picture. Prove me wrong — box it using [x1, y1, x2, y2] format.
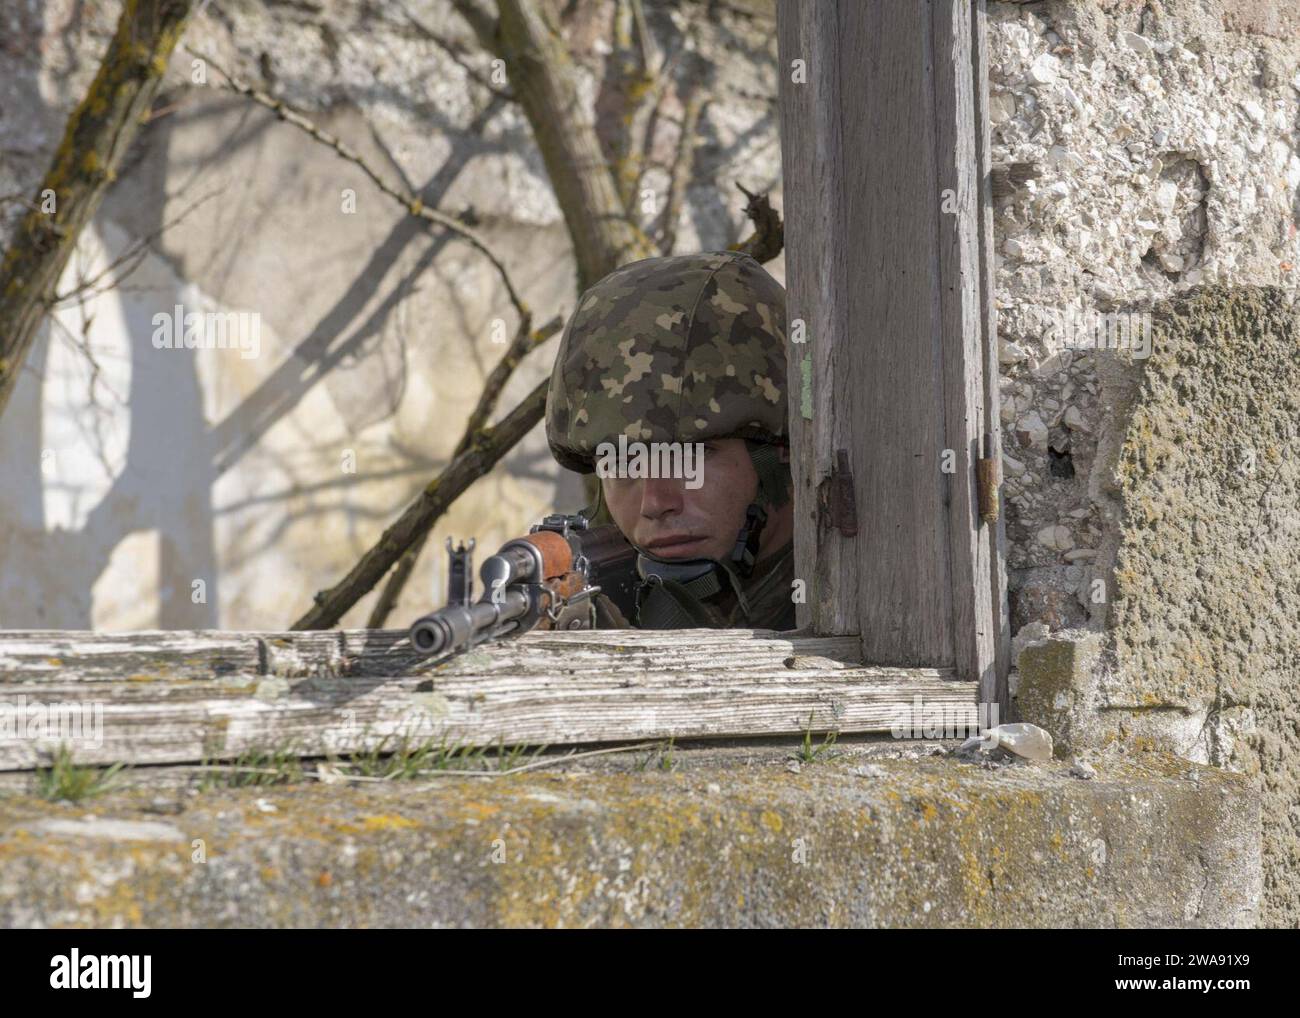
[1017, 411, 1048, 450]
[1000, 340, 1030, 364]
[962, 723, 1055, 763]
[1028, 53, 1060, 85]
[1070, 758, 1097, 779]
[1159, 251, 1185, 273]
[990, 92, 1016, 124]
[1036, 524, 1073, 551]
[1120, 31, 1153, 57]
[1048, 145, 1085, 172]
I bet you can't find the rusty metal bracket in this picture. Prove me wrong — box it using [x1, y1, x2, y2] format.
[817, 448, 858, 537]
[977, 433, 1000, 524]
[977, 458, 1000, 523]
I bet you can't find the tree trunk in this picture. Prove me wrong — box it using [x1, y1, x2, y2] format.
[478, 0, 655, 289]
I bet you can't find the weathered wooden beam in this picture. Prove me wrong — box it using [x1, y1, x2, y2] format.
[0, 629, 974, 770]
[969, 0, 1013, 716]
[776, 0, 1005, 698]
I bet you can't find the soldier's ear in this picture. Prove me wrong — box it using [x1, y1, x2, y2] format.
[777, 444, 790, 464]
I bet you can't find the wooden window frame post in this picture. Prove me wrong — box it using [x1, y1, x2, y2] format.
[777, 0, 1010, 712]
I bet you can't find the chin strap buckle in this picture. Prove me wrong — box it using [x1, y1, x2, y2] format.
[730, 503, 767, 579]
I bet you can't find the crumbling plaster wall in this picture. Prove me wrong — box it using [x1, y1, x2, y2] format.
[1017, 288, 1300, 925]
[987, 0, 1300, 629]
[988, 1, 1300, 926]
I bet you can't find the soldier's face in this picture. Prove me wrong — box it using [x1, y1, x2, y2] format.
[601, 438, 778, 563]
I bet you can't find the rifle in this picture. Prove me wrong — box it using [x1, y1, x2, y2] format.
[407, 513, 638, 658]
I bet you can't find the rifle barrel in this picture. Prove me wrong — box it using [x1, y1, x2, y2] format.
[408, 588, 529, 656]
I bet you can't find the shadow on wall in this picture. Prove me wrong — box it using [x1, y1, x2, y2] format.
[0, 2, 212, 628]
[0, 221, 218, 628]
[0, 53, 542, 629]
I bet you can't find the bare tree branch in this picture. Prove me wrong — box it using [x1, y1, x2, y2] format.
[449, 0, 501, 47]
[291, 378, 550, 631]
[658, 94, 704, 255]
[0, 0, 194, 421]
[48, 313, 124, 479]
[629, 0, 658, 72]
[730, 182, 783, 264]
[457, 0, 654, 290]
[602, 0, 656, 215]
[49, 188, 223, 307]
[297, 0, 757, 631]
[365, 313, 564, 629]
[186, 46, 531, 322]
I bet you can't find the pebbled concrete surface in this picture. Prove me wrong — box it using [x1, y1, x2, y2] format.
[0, 746, 1260, 928]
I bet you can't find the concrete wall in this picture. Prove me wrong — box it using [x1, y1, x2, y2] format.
[0, 747, 1262, 928]
[1017, 287, 1300, 926]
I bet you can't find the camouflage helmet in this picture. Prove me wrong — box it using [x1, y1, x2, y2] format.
[545, 250, 788, 474]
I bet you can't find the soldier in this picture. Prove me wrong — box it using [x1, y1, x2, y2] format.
[545, 250, 796, 631]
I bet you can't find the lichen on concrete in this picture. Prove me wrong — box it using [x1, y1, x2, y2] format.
[0, 749, 1259, 928]
[1011, 286, 1300, 925]
[1098, 285, 1300, 927]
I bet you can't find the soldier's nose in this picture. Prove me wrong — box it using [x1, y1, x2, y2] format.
[639, 476, 684, 518]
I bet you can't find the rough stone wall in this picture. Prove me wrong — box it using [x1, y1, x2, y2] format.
[987, 0, 1300, 630]
[985, 0, 1300, 927]
[1018, 288, 1300, 926]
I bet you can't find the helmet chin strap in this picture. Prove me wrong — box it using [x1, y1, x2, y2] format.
[728, 502, 768, 579]
[633, 501, 768, 627]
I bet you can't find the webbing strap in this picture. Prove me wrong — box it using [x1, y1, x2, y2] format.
[635, 558, 752, 629]
[748, 440, 790, 510]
